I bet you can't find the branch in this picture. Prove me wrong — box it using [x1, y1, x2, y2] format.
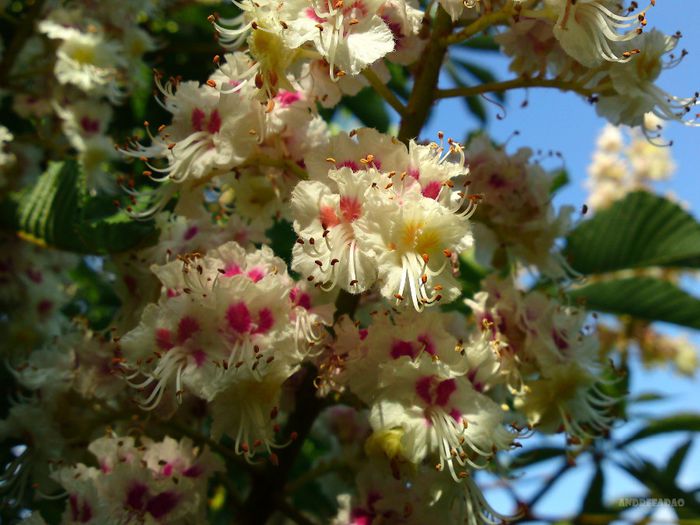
[443, 9, 512, 46]
[237, 288, 362, 524]
[435, 77, 607, 100]
[398, 6, 455, 143]
[237, 365, 329, 524]
[362, 67, 406, 116]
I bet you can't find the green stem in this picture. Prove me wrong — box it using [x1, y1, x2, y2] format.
[237, 365, 329, 524]
[443, 9, 511, 45]
[237, 288, 361, 524]
[362, 67, 407, 116]
[398, 7, 454, 143]
[435, 76, 606, 100]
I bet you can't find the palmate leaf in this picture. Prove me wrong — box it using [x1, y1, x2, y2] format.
[615, 455, 700, 519]
[581, 463, 608, 515]
[510, 446, 567, 469]
[3, 160, 156, 254]
[446, 62, 488, 124]
[451, 58, 505, 102]
[569, 277, 700, 330]
[618, 413, 700, 446]
[457, 34, 500, 51]
[565, 191, 700, 274]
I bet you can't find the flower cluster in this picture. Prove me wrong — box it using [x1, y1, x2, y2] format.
[497, 1, 699, 128]
[586, 113, 676, 210]
[44, 435, 223, 524]
[118, 241, 332, 456]
[292, 129, 475, 310]
[1, 0, 697, 523]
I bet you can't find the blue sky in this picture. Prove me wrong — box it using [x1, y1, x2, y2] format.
[422, 4, 700, 522]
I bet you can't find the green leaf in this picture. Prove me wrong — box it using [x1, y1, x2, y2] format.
[16, 160, 84, 250]
[3, 160, 156, 254]
[265, 219, 296, 267]
[569, 277, 700, 330]
[342, 87, 390, 132]
[458, 35, 500, 51]
[465, 95, 487, 124]
[510, 446, 567, 468]
[615, 457, 700, 518]
[666, 438, 693, 480]
[581, 464, 607, 515]
[630, 392, 667, 404]
[550, 169, 569, 194]
[565, 191, 700, 274]
[387, 62, 410, 100]
[446, 63, 489, 123]
[62, 260, 121, 330]
[619, 413, 700, 446]
[78, 209, 157, 254]
[451, 59, 504, 102]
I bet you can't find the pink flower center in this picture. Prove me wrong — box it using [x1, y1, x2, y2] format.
[191, 108, 221, 134]
[223, 263, 242, 277]
[421, 181, 441, 200]
[183, 225, 199, 241]
[146, 491, 180, 519]
[80, 116, 100, 135]
[226, 302, 275, 335]
[415, 376, 457, 408]
[192, 349, 207, 367]
[305, 6, 324, 22]
[254, 308, 275, 334]
[156, 328, 174, 351]
[337, 160, 360, 171]
[320, 205, 340, 229]
[290, 287, 312, 310]
[339, 196, 362, 222]
[247, 267, 265, 282]
[177, 316, 200, 343]
[227, 302, 252, 333]
[69, 494, 93, 523]
[26, 268, 43, 283]
[276, 90, 302, 106]
[389, 333, 436, 360]
[390, 339, 415, 359]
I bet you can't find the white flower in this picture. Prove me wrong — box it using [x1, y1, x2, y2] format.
[369, 358, 515, 480]
[281, 0, 395, 79]
[39, 21, 127, 103]
[51, 435, 223, 524]
[545, 0, 651, 67]
[54, 100, 113, 149]
[121, 80, 261, 216]
[379, 0, 426, 65]
[340, 310, 468, 401]
[292, 167, 381, 293]
[466, 135, 573, 276]
[291, 130, 474, 309]
[119, 241, 318, 429]
[365, 192, 473, 310]
[0, 126, 16, 187]
[597, 30, 699, 127]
